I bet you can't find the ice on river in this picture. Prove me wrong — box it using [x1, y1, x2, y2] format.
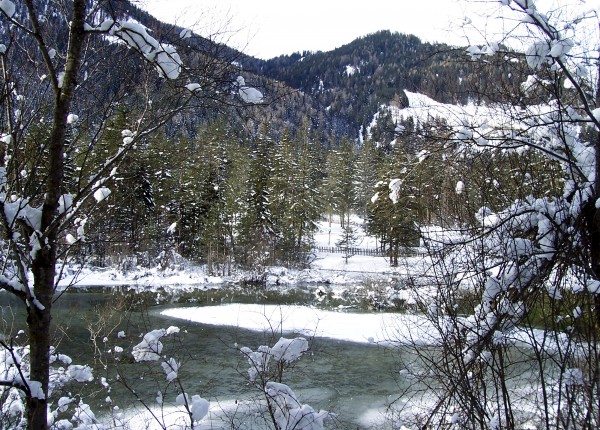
[161, 304, 440, 346]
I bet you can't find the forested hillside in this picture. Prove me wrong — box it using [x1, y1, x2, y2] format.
[251, 30, 535, 138]
[0, 0, 566, 271]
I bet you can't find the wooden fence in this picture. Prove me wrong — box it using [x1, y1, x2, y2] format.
[315, 246, 381, 256]
[315, 246, 427, 257]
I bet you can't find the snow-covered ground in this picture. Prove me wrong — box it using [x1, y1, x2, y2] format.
[58, 215, 432, 290]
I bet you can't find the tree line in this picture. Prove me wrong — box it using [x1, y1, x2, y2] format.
[71, 109, 564, 271]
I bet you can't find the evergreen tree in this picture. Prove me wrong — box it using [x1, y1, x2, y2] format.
[220, 132, 250, 272]
[354, 137, 384, 217]
[336, 223, 360, 264]
[238, 130, 278, 267]
[83, 110, 159, 260]
[367, 143, 420, 266]
[321, 137, 356, 227]
[282, 122, 324, 265]
[196, 121, 239, 274]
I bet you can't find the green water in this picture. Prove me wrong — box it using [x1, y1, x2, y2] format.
[1, 286, 413, 429]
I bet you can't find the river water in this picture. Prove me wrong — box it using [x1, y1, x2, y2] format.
[1, 285, 421, 429]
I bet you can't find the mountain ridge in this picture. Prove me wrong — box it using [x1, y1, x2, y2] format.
[9, 1, 529, 144]
[242, 29, 526, 141]
[117, 2, 486, 141]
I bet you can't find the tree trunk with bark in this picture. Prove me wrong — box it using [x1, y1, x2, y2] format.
[23, 1, 87, 428]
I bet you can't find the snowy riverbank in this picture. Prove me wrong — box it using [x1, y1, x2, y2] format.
[57, 216, 434, 291]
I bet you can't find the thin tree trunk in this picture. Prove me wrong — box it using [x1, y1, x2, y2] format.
[25, 1, 87, 428]
[27, 262, 54, 430]
[589, 63, 600, 330]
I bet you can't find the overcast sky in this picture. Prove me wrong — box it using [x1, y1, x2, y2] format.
[139, 0, 482, 59]
[139, 0, 599, 60]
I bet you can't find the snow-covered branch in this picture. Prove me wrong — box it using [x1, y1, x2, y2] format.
[105, 20, 182, 80]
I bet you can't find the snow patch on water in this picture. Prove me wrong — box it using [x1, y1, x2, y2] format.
[161, 303, 440, 346]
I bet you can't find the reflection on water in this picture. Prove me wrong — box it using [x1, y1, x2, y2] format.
[1, 286, 413, 429]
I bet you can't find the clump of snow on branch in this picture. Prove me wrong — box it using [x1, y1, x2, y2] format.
[71, 403, 100, 428]
[58, 194, 73, 216]
[161, 357, 180, 382]
[28, 381, 44, 399]
[175, 393, 209, 422]
[180, 28, 192, 39]
[167, 222, 177, 234]
[466, 43, 499, 60]
[0, 0, 16, 18]
[520, 74, 551, 94]
[66, 364, 94, 382]
[525, 41, 551, 69]
[271, 337, 309, 364]
[185, 83, 201, 92]
[240, 337, 308, 382]
[236, 76, 264, 104]
[549, 38, 574, 58]
[132, 327, 180, 362]
[121, 129, 135, 145]
[132, 329, 165, 362]
[265, 382, 330, 430]
[93, 187, 111, 203]
[455, 180, 464, 195]
[388, 178, 402, 204]
[240, 345, 270, 381]
[189, 395, 209, 422]
[3, 198, 43, 231]
[108, 20, 182, 79]
[165, 326, 180, 335]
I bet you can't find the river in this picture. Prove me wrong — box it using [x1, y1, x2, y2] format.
[1, 285, 421, 429]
